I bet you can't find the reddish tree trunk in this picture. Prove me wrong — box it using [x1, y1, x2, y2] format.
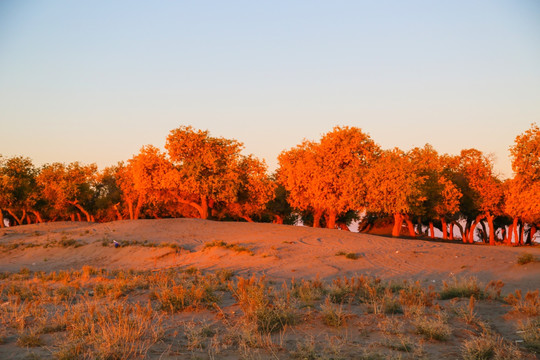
[31, 211, 43, 223]
[76, 212, 82, 222]
[26, 214, 32, 224]
[127, 200, 134, 220]
[501, 227, 507, 244]
[0, 209, 4, 228]
[337, 223, 350, 231]
[529, 225, 537, 244]
[70, 214, 75, 222]
[7, 209, 25, 225]
[242, 216, 254, 223]
[68, 200, 91, 222]
[429, 222, 435, 239]
[200, 195, 209, 219]
[134, 193, 144, 220]
[392, 213, 404, 237]
[403, 214, 416, 237]
[273, 215, 284, 224]
[113, 203, 123, 221]
[327, 210, 337, 229]
[449, 222, 454, 240]
[441, 219, 447, 239]
[313, 209, 323, 228]
[512, 217, 519, 245]
[486, 213, 495, 245]
[469, 215, 484, 243]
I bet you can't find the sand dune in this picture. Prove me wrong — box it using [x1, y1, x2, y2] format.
[1, 218, 538, 291]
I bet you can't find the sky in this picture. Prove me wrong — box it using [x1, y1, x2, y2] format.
[0, 0, 539, 178]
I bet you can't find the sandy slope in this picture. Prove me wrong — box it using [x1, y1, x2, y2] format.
[0, 218, 539, 291]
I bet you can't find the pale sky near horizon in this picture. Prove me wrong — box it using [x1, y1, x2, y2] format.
[1, 1, 539, 178]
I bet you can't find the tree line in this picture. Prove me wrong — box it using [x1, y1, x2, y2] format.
[1, 124, 538, 245]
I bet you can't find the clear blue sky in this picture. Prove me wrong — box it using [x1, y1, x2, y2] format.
[1, 1, 539, 178]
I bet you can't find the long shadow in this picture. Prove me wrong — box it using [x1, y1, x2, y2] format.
[358, 232, 540, 248]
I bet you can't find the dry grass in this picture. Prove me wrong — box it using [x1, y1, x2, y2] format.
[505, 289, 540, 316]
[0, 268, 538, 359]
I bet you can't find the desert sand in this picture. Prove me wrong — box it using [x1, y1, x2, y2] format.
[1, 218, 539, 291]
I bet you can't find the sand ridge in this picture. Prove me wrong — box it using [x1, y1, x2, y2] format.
[0, 218, 539, 291]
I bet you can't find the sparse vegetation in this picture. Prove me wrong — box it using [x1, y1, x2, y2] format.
[0, 266, 538, 358]
[335, 251, 360, 259]
[517, 253, 537, 265]
[203, 240, 254, 255]
[439, 276, 484, 300]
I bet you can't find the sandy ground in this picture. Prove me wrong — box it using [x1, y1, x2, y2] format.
[1, 218, 539, 291]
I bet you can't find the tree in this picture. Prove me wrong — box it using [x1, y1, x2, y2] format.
[0, 156, 40, 225]
[217, 155, 275, 222]
[458, 149, 503, 245]
[117, 146, 172, 220]
[165, 126, 244, 219]
[409, 145, 462, 239]
[94, 166, 123, 222]
[364, 148, 425, 237]
[278, 126, 379, 229]
[36, 162, 97, 222]
[506, 123, 540, 244]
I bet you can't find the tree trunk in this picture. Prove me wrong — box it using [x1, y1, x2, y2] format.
[68, 200, 91, 222]
[70, 214, 75, 222]
[519, 220, 525, 245]
[327, 210, 337, 229]
[441, 219, 447, 239]
[429, 222, 435, 239]
[242, 216, 254, 223]
[0, 209, 4, 228]
[512, 217, 519, 246]
[76, 212, 82, 222]
[26, 214, 32, 224]
[528, 225, 537, 245]
[7, 209, 25, 226]
[173, 195, 206, 219]
[337, 223, 350, 231]
[134, 193, 144, 220]
[392, 213, 404, 237]
[480, 221, 488, 243]
[31, 211, 43, 223]
[113, 203, 123, 221]
[273, 215, 284, 224]
[313, 209, 323, 228]
[469, 215, 484, 243]
[127, 200, 134, 220]
[486, 213, 495, 246]
[404, 215, 416, 237]
[449, 222, 454, 240]
[200, 195, 209, 219]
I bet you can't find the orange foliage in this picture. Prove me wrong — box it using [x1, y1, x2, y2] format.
[278, 126, 379, 228]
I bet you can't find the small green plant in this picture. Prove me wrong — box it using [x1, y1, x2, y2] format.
[320, 297, 348, 327]
[335, 251, 360, 260]
[517, 253, 537, 265]
[203, 240, 253, 255]
[439, 276, 483, 300]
